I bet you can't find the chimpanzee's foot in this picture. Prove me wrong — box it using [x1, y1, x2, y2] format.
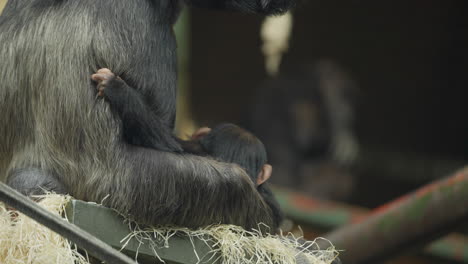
[91, 68, 123, 97]
[6, 168, 67, 197]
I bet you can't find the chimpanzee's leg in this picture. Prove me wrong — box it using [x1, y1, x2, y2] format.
[6, 168, 67, 197]
[92, 69, 182, 153]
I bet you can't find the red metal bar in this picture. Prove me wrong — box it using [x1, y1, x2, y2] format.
[322, 167, 468, 264]
[274, 187, 468, 263]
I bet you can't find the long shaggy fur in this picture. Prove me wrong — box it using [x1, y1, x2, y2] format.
[0, 0, 287, 230]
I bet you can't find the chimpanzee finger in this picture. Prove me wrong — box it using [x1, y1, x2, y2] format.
[96, 68, 112, 75]
[191, 127, 212, 140]
[91, 73, 113, 82]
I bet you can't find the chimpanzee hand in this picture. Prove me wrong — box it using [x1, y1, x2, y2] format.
[91, 68, 124, 98]
[191, 127, 212, 140]
[91, 68, 138, 116]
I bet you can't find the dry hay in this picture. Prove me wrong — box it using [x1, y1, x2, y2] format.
[122, 224, 339, 264]
[0, 194, 339, 264]
[0, 194, 88, 264]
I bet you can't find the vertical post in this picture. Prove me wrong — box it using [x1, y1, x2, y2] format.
[0, 0, 8, 14]
[174, 9, 195, 137]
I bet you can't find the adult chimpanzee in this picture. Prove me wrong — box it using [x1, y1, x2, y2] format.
[92, 67, 284, 230]
[0, 0, 294, 231]
[249, 60, 359, 200]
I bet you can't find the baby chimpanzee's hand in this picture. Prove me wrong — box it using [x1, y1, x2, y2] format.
[91, 68, 117, 97]
[191, 127, 212, 140]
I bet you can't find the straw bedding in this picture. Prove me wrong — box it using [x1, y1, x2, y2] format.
[0, 194, 339, 264]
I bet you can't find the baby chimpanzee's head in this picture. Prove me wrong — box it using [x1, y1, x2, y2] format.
[196, 123, 272, 186]
[193, 123, 282, 229]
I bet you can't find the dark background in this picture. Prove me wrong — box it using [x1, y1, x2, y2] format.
[187, 1, 468, 213]
[190, 0, 468, 159]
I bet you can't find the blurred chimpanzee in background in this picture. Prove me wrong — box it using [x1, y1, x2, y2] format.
[248, 60, 359, 201]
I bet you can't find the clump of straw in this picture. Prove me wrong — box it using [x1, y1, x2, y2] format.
[0, 194, 339, 264]
[121, 223, 339, 264]
[0, 194, 89, 264]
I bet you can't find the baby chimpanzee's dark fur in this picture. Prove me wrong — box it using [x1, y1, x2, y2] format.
[92, 68, 283, 230]
[197, 124, 267, 180]
[186, 124, 284, 230]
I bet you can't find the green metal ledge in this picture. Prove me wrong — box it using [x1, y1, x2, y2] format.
[65, 186, 468, 263]
[65, 200, 218, 264]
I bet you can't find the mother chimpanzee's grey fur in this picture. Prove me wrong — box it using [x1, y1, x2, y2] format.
[0, 0, 294, 230]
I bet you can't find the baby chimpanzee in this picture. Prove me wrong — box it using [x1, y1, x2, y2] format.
[183, 124, 272, 186]
[187, 124, 283, 229]
[91, 68, 283, 230]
